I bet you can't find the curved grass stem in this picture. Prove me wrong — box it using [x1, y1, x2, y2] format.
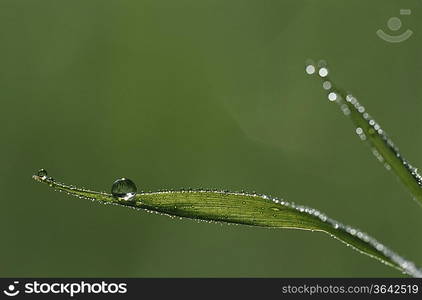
[33, 174, 422, 277]
[308, 62, 422, 207]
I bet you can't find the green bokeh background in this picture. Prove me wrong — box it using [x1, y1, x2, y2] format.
[1, 0, 422, 277]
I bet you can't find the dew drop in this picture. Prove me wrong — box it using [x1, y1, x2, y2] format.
[305, 65, 316, 75]
[37, 169, 47, 179]
[354, 127, 366, 140]
[346, 94, 354, 102]
[328, 92, 337, 102]
[318, 67, 329, 77]
[372, 148, 384, 162]
[322, 81, 332, 90]
[111, 178, 137, 201]
[340, 104, 351, 116]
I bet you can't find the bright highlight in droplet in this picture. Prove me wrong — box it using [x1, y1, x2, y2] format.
[305, 65, 315, 75]
[328, 92, 337, 101]
[318, 68, 328, 77]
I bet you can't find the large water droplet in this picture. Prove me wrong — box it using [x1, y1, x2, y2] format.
[37, 169, 47, 178]
[111, 178, 137, 201]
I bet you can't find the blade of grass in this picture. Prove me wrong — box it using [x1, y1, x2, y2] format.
[33, 174, 422, 277]
[308, 62, 422, 207]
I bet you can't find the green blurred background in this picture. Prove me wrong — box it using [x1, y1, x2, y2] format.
[1, 0, 422, 277]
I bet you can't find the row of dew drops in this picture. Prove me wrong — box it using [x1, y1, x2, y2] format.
[303, 61, 422, 276]
[305, 60, 373, 140]
[305, 60, 422, 184]
[34, 169, 368, 233]
[36, 167, 422, 276]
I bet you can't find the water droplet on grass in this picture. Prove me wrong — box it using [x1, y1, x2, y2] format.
[372, 148, 384, 162]
[37, 169, 47, 179]
[322, 81, 332, 90]
[318, 67, 329, 77]
[111, 178, 137, 201]
[328, 92, 337, 101]
[305, 65, 315, 75]
[346, 94, 354, 102]
[355, 127, 367, 140]
[340, 104, 351, 116]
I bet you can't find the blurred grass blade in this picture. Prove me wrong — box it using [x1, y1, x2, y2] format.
[33, 174, 422, 277]
[307, 62, 422, 206]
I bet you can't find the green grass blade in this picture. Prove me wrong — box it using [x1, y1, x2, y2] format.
[33, 174, 422, 277]
[307, 62, 422, 206]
